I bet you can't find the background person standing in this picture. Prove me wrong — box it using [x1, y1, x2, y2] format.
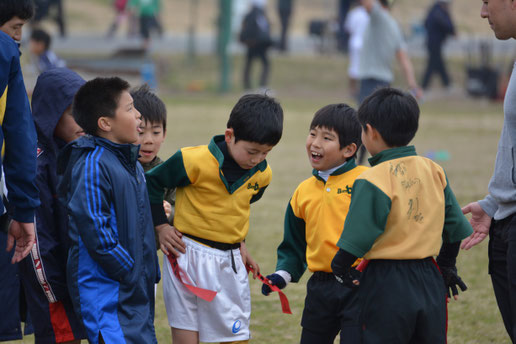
[355, 0, 422, 164]
[239, 0, 273, 91]
[277, 0, 293, 52]
[421, 0, 455, 90]
[345, 1, 369, 98]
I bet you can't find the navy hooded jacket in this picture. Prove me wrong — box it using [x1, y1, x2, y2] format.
[0, 30, 39, 222]
[57, 135, 159, 344]
[24, 68, 85, 303]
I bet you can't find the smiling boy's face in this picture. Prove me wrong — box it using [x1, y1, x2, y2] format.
[136, 119, 165, 164]
[306, 126, 356, 171]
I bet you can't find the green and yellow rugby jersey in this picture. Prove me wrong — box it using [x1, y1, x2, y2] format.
[146, 135, 271, 244]
[337, 146, 472, 260]
[276, 159, 368, 282]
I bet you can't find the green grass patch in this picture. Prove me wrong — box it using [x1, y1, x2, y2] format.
[9, 53, 508, 343]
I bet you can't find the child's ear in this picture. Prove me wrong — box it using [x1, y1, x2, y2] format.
[341, 143, 358, 159]
[162, 128, 167, 139]
[366, 124, 381, 140]
[364, 123, 377, 138]
[97, 116, 112, 133]
[224, 128, 234, 143]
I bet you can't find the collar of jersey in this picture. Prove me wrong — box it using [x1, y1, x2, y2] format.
[368, 145, 417, 166]
[312, 158, 357, 182]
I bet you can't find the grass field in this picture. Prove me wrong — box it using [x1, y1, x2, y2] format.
[151, 54, 507, 344]
[9, 50, 510, 343]
[151, 53, 508, 343]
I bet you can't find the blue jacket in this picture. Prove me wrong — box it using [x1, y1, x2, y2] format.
[57, 135, 159, 344]
[25, 68, 85, 303]
[0, 31, 39, 222]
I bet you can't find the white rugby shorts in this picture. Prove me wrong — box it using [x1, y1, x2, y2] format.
[162, 236, 251, 342]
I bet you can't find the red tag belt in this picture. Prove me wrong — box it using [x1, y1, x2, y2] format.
[246, 264, 292, 314]
[167, 254, 217, 302]
[356, 259, 369, 272]
[166, 255, 291, 314]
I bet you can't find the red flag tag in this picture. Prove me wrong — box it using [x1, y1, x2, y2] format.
[247, 264, 292, 314]
[167, 254, 217, 302]
[356, 259, 369, 272]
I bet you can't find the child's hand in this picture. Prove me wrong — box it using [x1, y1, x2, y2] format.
[262, 273, 286, 296]
[155, 224, 185, 257]
[163, 200, 172, 219]
[331, 248, 360, 287]
[240, 241, 260, 279]
[334, 268, 361, 288]
[439, 266, 468, 301]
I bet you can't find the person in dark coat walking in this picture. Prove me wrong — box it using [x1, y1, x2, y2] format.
[239, 0, 273, 91]
[421, 0, 455, 89]
[277, 0, 293, 52]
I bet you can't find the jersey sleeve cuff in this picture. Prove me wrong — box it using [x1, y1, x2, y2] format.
[150, 203, 168, 226]
[275, 270, 292, 284]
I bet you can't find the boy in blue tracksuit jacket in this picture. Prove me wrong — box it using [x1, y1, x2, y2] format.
[57, 77, 159, 344]
[19, 68, 87, 343]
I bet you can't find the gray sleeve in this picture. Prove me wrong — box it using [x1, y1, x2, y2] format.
[396, 25, 407, 51]
[505, 65, 516, 147]
[478, 194, 498, 218]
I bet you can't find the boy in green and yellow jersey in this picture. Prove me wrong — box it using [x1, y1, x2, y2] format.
[262, 104, 367, 344]
[331, 87, 473, 344]
[145, 94, 283, 343]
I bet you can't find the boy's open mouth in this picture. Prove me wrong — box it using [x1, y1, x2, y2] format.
[311, 151, 322, 161]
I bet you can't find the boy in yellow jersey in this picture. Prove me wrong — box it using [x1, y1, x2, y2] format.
[331, 87, 473, 344]
[261, 104, 367, 344]
[145, 94, 283, 344]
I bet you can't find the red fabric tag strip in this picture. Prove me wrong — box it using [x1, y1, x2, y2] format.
[167, 254, 217, 302]
[246, 264, 292, 314]
[356, 259, 369, 272]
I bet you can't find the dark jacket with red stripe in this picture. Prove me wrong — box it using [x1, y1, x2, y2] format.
[20, 68, 86, 304]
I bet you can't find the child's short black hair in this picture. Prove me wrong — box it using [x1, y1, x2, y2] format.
[310, 103, 362, 152]
[0, 0, 34, 26]
[358, 87, 419, 147]
[130, 84, 166, 131]
[73, 77, 131, 136]
[30, 28, 50, 50]
[227, 94, 283, 146]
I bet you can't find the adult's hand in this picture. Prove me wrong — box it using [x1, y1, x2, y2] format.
[6, 220, 35, 263]
[461, 202, 491, 250]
